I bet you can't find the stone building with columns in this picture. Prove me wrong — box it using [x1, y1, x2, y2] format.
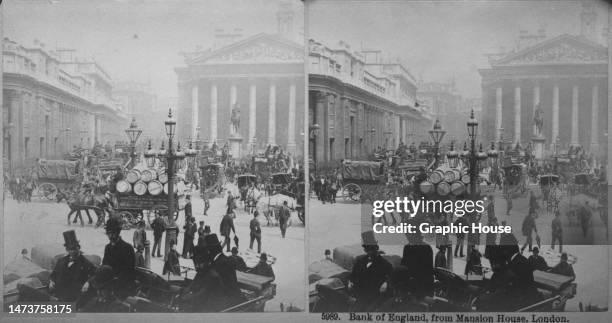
[175, 4, 304, 157]
[2, 37, 128, 171]
[308, 39, 432, 165]
[479, 4, 608, 158]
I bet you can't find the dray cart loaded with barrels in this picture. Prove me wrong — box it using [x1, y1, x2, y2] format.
[113, 168, 186, 229]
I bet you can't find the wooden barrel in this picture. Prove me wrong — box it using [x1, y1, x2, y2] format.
[147, 180, 163, 196]
[428, 170, 445, 184]
[141, 169, 157, 182]
[436, 181, 450, 196]
[444, 170, 456, 182]
[450, 181, 466, 196]
[126, 169, 141, 184]
[116, 180, 131, 194]
[461, 170, 470, 184]
[133, 180, 147, 196]
[158, 170, 168, 184]
[419, 181, 433, 194]
[163, 182, 178, 195]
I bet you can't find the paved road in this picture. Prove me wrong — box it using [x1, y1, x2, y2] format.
[4, 185, 305, 312]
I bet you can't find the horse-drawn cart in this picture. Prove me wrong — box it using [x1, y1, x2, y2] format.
[35, 159, 83, 200]
[339, 160, 386, 202]
[112, 168, 186, 229]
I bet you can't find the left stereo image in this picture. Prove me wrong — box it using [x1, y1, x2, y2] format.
[2, 0, 306, 313]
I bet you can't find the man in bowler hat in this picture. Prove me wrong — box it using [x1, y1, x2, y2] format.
[49, 230, 97, 302]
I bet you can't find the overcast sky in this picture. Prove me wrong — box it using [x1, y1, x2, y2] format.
[308, 0, 609, 98]
[4, 0, 304, 99]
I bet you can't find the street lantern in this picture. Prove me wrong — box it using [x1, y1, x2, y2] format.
[487, 141, 499, 167]
[164, 109, 176, 141]
[477, 143, 488, 168]
[125, 117, 142, 145]
[309, 123, 320, 138]
[447, 141, 459, 168]
[460, 142, 469, 161]
[429, 119, 446, 145]
[125, 117, 142, 168]
[185, 141, 198, 162]
[467, 109, 478, 140]
[144, 140, 158, 168]
[175, 142, 186, 171]
[428, 119, 446, 168]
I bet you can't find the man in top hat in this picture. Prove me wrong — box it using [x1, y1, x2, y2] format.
[79, 265, 131, 312]
[151, 212, 166, 258]
[401, 226, 434, 299]
[204, 234, 244, 305]
[182, 216, 197, 258]
[49, 230, 97, 302]
[102, 217, 136, 299]
[349, 231, 393, 312]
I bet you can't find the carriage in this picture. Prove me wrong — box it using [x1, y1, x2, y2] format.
[199, 160, 226, 198]
[502, 163, 527, 196]
[34, 159, 84, 200]
[570, 173, 594, 196]
[4, 244, 276, 313]
[270, 172, 293, 195]
[339, 160, 386, 202]
[112, 168, 187, 229]
[540, 174, 561, 214]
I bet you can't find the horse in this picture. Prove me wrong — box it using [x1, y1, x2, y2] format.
[65, 191, 110, 227]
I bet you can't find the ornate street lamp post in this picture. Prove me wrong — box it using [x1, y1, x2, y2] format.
[309, 123, 320, 176]
[125, 117, 142, 169]
[144, 109, 197, 256]
[464, 109, 493, 198]
[429, 119, 446, 169]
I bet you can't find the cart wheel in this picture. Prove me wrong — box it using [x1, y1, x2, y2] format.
[39, 183, 57, 200]
[118, 211, 135, 230]
[343, 183, 362, 202]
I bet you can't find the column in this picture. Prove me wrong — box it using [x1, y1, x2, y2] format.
[552, 83, 559, 149]
[514, 83, 521, 144]
[590, 81, 599, 153]
[248, 84, 256, 149]
[287, 83, 297, 154]
[315, 92, 326, 166]
[191, 84, 199, 139]
[495, 85, 502, 142]
[532, 80, 540, 136]
[268, 82, 276, 145]
[571, 84, 579, 146]
[210, 84, 218, 145]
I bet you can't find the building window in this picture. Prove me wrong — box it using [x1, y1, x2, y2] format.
[344, 138, 350, 158]
[329, 138, 335, 161]
[24, 137, 30, 159]
[40, 137, 44, 158]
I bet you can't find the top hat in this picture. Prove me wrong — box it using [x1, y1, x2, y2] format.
[203, 225, 211, 233]
[63, 230, 80, 249]
[361, 230, 378, 247]
[260, 253, 268, 262]
[203, 234, 221, 247]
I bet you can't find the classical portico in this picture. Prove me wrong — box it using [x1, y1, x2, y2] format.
[480, 34, 608, 157]
[176, 33, 304, 156]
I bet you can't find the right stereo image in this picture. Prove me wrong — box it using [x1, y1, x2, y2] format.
[306, 0, 609, 313]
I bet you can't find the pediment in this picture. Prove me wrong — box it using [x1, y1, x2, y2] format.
[189, 33, 303, 65]
[494, 34, 607, 66]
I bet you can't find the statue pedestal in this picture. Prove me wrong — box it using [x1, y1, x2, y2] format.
[287, 142, 297, 156]
[228, 136, 243, 158]
[532, 135, 546, 162]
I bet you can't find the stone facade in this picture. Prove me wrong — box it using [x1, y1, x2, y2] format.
[2, 38, 128, 170]
[308, 39, 432, 164]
